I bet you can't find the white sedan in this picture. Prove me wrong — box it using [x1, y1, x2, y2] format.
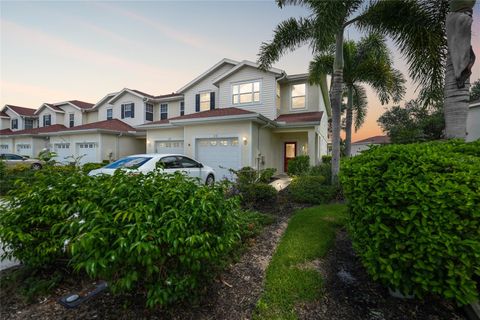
[88, 154, 216, 185]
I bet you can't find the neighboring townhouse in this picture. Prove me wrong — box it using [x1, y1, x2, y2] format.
[467, 99, 480, 142]
[141, 59, 331, 179]
[350, 135, 390, 156]
[1, 105, 38, 132]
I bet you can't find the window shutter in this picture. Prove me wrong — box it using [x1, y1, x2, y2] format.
[210, 92, 215, 110]
[131, 104, 135, 118]
[121, 105, 125, 119]
[195, 94, 200, 112]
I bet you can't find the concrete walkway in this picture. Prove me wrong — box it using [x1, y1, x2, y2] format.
[269, 174, 292, 191]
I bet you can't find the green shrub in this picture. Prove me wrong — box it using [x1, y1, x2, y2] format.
[241, 183, 277, 208]
[0, 167, 246, 308]
[0, 163, 36, 195]
[231, 166, 276, 186]
[309, 162, 332, 184]
[321, 155, 332, 164]
[288, 175, 335, 204]
[287, 155, 310, 176]
[340, 140, 480, 305]
[81, 162, 105, 174]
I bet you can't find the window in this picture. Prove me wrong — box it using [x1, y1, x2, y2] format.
[24, 118, 34, 129]
[107, 108, 113, 120]
[11, 119, 18, 129]
[178, 156, 200, 168]
[160, 104, 168, 120]
[291, 84, 306, 109]
[69, 114, 75, 127]
[54, 143, 70, 149]
[232, 81, 260, 105]
[200, 93, 210, 111]
[4, 154, 24, 160]
[180, 101, 185, 116]
[43, 114, 51, 126]
[145, 103, 153, 121]
[0, 145, 9, 150]
[122, 103, 134, 118]
[159, 156, 181, 169]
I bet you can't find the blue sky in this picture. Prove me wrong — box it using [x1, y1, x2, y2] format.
[1, 1, 479, 140]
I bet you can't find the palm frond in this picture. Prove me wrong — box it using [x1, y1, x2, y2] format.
[308, 54, 334, 85]
[352, 84, 368, 131]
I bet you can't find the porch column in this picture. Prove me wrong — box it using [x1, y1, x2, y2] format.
[307, 130, 316, 166]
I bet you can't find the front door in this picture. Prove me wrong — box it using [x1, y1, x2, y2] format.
[284, 142, 297, 172]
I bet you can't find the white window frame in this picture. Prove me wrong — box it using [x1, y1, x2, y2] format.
[122, 103, 134, 118]
[180, 101, 185, 116]
[231, 79, 261, 106]
[24, 118, 34, 129]
[199, 92, 210, 111]
[145, 103, 154, 121]
[160, 104, 168, 120]
[69, 113, 75, 127]
[107, 108, 113, 120]
[290, 83, 307, 110]
[43, 114, 52, 126]
[11, 119, 18, 129]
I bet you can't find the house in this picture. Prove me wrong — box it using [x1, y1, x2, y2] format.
[467, 99, 480, 142]
[140, 59, 331, 179]
[1, 58, 330, 177]
[350, 135, 390, 156]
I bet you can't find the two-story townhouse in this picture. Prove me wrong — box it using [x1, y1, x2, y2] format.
[0, 105, 41, 155]
[141, 58, 331, 179]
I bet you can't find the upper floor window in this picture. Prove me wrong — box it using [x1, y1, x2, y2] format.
[291, 84, 306, 109]
[160, 104, 168, 120]
[24, 118, 34, 129]
[121, 103, 135, 119]
[145, 103, 154, 121]
[200, 93, 210, 111]
[180, 101, 185, 116]
[43, 114, 51, 126]
[232, 81, 260, 105]
[11, 119, 18, 129]
[107, 108, 113, 120]
[69, 113, 75, 127]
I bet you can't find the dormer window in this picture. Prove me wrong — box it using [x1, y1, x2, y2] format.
[180, 101, 185, 116]
[200, 93, 210, 111]
[43, 114, 51, 126]
[69, 114, 75, 127]
[11, 119, 18, 129]
[291, 84, 306, 109]
[195, 92, 215, 112]
[107, 108, 113, 120]
[145, 103, 154, 121]
[25, 118, 34, 129]
[232, 81, 260, 105]
[121, 103, 135, 119]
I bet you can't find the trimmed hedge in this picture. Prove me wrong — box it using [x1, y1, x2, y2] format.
[340, 140, 480, 305]
[241, 183, 277, 208]
[289, 175, 335, 204]
[287, 155, 310, 176]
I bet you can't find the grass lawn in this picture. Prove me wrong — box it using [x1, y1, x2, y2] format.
[254, 204, 347, 320]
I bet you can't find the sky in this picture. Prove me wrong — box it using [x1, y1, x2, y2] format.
[1, 1, 479, 141]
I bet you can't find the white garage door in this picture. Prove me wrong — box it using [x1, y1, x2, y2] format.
[196, 138, 240, 180]
[76, 142, 98, 164]
[155, 140, 184, 154]
[54, 143, 72, 164]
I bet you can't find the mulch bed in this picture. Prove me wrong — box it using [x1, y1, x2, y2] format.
[0, 198, 468, 320]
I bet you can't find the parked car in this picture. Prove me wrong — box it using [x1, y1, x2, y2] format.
[88, 154, 216, 185]
[0, 153, 43, 170]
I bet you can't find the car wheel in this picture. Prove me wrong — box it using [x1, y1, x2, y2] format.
[205, 174, 215, 186]
[31, 163, 42, 170]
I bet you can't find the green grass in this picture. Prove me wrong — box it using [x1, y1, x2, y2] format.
[254, 204, 347, 320]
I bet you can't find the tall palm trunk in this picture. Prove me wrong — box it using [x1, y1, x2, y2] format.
[345, 86, 353, 157]
[444, 53, 470, 139]
[331, 30, 344, 184]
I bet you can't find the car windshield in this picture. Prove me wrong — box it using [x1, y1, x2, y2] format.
[105, 157, 152, 169]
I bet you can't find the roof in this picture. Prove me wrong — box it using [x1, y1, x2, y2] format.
[0, 129, 13, 135]
[177, 58, 239, 93]
[275, 111, 323, 123]
[131, 89, 156, 99]
[212, 60, 284, 86]
[60, 119, 138, 133]
[0, 111, 9, 118]
[68, 100, 94, 110]
[4, 105, 37, 116]
[353, 135, 390, 145]
[143, 107, 256, 126]
[0, 124, 67, 136]
[34, 103, 64, 115]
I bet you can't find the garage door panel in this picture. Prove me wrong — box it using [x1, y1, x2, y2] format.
[155, 140, 184, 154]
[77, 142, 98, 164]
[196, 138, 240, 181]
[53, 143, 73, 164]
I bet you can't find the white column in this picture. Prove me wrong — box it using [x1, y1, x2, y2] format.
[308, 130, 316, 166]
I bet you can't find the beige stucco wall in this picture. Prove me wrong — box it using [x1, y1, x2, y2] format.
[84, 110, 98, 124]
[118, 136, 145, 158]
[146, 127, 184, 153]
[183, 121, 252, 166]
[467, 105, 480, 142]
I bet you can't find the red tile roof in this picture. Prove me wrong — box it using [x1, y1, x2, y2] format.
[0, 129, 13, 135]
[45, 104, 64, 112]
[131, 89, 156, 99]
[6, 105, 37, 116]
[143, 107, 255, 125]
[353, 135, 390, 145]
[61, 119, 139, 132]
[0, 111, 9, 118]
[154, 93, 183, 99]
[275, 111, 323, 123]
[68, 100, 94, 110]
[0, 124, 67, 136]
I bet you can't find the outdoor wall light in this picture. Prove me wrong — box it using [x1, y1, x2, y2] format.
[242, 136, 247, 145]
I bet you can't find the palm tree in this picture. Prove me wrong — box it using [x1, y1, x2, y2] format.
[258, 0, 446, 184]
[309, 34, 406, 156]
[444, 0, 476, 139]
